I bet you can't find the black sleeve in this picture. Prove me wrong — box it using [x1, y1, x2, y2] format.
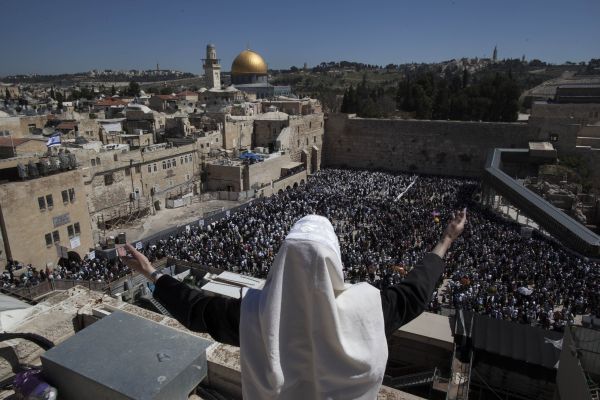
[153, 275, 241, 347]
[380, 253, 444, 338]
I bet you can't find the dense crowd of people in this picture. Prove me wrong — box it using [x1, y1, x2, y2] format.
[2, 255, 130, 289]
[3, 168, 598, 330]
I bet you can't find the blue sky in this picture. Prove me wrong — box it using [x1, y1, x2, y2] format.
[0, 0, 598, 75]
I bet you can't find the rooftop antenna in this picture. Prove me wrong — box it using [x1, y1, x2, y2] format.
[246, 41, 250, 50]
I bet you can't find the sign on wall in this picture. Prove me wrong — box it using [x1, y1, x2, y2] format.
[53, 213, 70, 228]
[70, 236, 81, 249]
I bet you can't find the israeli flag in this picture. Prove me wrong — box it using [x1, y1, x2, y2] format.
[46, 134, 61, 147]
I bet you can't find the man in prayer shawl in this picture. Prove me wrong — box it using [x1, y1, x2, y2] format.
[118, 209, 466, 399]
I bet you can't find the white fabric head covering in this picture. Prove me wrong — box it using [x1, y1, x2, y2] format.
[240, 215, 388, 400]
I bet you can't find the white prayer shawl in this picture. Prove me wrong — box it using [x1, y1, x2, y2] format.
[241, 215, 388, 400]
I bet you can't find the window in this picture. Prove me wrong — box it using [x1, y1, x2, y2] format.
[180, 156, 183, 165]
[96, 157, 101, 166]
[113, 154, 118, 161]
[306, 138, 309, 145]
[67, 225, 75, 239]
[45, 233, 52, 247]
[314, 136, 316, 143]
[153, 163, 157, 172]
[166, 160, 171, 169]
[74, 222, 80, 235]
[38, 196, 46, 211]
[91, 159, 96, 167]
[68, 188, 75, 202]
[52, 230, 60, 243]
[104, 173, 114, 185]
[125, 167, 131, 176]
[147, 165, 152, 173]
[162, 161, 167, 170]
[61, 190, 69, 204]
[135, 165, 141, 173]
[172, 158, 176, 167]
[46, 194, 53, 209]
[297, 140, 300, 146]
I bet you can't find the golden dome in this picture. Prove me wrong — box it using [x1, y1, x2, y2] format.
[231, 50, 268, 75]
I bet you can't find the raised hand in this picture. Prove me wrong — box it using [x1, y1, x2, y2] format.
[433, 208, 467, 259]
[444, 208, 467, 241]
[117, 243, 155, 279]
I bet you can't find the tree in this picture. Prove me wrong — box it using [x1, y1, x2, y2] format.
[432, 80, 450, 120]
[412, 85, 432, 119]
[462, 69, 469, 89]
[126, 81, 141, 97]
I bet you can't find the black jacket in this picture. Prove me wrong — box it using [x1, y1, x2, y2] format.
[154, 253, 444, 347]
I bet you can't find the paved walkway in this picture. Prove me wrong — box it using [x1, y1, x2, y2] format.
[98, 199, 246, 243]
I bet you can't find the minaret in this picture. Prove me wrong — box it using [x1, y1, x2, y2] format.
[492, 45, 498, 63]
[203, 44, 221, 89]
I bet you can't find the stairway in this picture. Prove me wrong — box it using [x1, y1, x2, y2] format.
[147, 296, 173, 318]
[384, 369, 437, 389]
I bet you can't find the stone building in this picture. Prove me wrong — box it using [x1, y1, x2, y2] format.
[0, 137, 47, 159]
[254, 110, 324, 173]
[203, 44, 222, 90]
[0, 167, 93, 269]
[92, 98, 128, 117]
[223, 116, 254, 150]
[0, 115, 48, 137]
[205, 152, 306, 194]
[149, 95, 178, 113]
[74, 143, 200, 232]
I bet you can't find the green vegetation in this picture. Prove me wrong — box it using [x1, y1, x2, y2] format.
[124, 81, 141, 97]
[395, 71, 520, 121]
[271, 58, 598, 120]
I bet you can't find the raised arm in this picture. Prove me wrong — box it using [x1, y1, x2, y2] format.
[118, 244, 241, 346]
[380, 209, 466, 338]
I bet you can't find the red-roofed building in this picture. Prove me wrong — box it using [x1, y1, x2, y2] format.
[176, 91, 199, 102]
[149, 95, 178, 112]
[0, 137, 47, 159]
[93, 98, 129, 117]
[56, 121, 78, 135]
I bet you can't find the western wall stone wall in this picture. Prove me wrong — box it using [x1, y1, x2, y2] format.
[324, 114, 535, 177]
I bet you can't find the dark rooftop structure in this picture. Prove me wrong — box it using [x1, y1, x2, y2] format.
[555, 84, 600, 104]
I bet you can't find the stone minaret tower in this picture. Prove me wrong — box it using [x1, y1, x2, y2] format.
[203, 44, 221, 89]
[492, 45, 498, 63]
